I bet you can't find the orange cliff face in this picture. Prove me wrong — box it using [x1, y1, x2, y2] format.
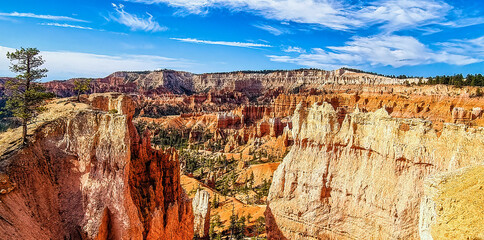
[0, 93, 193, 240]
[273, 86, 484, 130]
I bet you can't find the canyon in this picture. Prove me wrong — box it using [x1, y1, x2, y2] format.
[0, 68, 483, 240]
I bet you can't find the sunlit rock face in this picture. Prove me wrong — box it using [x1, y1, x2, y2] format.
[266, 102, 484, 240]
[419, 164, 484, 240]
[0, 93, 193, 240]
[192, 189, 211, 239]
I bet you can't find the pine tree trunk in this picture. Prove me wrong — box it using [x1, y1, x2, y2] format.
[22, 119, 27, 145]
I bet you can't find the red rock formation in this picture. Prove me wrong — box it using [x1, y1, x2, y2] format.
[236, 106, 272, 124]
[0, 93, 194, 239]
[216, 113, 241, 129]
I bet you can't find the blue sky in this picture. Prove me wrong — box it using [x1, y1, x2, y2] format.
[0, 0, 483, 80]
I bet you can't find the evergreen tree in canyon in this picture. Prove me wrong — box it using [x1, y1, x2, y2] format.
[74, 78, 92, 102]
[4, 47, 53, 144]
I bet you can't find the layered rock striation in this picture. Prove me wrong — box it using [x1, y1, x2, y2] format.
[273, 91, 484, 130]
[43, 69, 421, 98]
[0, 93, 193, 239]
[266, 102, 484, 239]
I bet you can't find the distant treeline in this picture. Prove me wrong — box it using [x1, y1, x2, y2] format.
[341, 67, 421, 79]
[204, 68, 323, 75]
[426, 74, 484, 87]
[105, 69, 484, 87]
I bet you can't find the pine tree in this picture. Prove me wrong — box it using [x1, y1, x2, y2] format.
[5, 47, 54, 144]
[229, 205, 246, 240]
[209, 214, 223, 240]
[73, 78, 92, 102]
[255, 216, 265, 239]
[248, 172, 255, 189]
[211, 193, 219, 208]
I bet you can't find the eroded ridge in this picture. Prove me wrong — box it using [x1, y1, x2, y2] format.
[0, 93, 193, 240]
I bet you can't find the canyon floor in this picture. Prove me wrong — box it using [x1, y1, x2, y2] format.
[0, 69, 483, 239]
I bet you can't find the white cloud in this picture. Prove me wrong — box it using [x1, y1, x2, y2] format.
[269, 35, 481, 69]
[253, 24, 289, 36]
[128, 0, 358, 30]
[127, 0, 469, 33]
[170, 38, 272, 48]
[0, 45, 194, 80]
[437, 36, 484, 55]
[0, 12, 86, 22]
[357, 0, 451, 33]
[283, 46, 306, 53]
[40, 22, 93, 30]
[110, 3, 167, 32]
[440, 17, 484, 28]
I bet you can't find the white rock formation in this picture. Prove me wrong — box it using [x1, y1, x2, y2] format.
[266, 102, 484, 239]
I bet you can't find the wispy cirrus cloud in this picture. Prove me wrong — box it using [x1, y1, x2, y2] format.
[253, 24, 290, 36]
[441, 17, 484, 28]
[0, 45, 195, 80]
[0, 12, 86, 22]
[170, 38, 272, 48]
[126, 0, 473, 33]
[40, 22, 93, 30]
[437, 36, 484, 55]
[109, 3, 167, 32]
[269, 35, 481, 69]
[128, 0, 358, 30]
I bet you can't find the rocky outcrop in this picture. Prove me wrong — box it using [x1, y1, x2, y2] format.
[266, 102, 484, 239]
[192, 189, 211, 239]
[419, 164, 484, 240]
[256, 118, 291, 138]
[0, 93, 193, 239]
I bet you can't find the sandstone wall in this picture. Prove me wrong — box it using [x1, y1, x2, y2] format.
[266, 102, 484, 239]
[0, 94, 193, 239]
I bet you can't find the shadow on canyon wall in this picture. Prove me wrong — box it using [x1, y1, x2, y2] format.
[264, 206, 288, 240]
